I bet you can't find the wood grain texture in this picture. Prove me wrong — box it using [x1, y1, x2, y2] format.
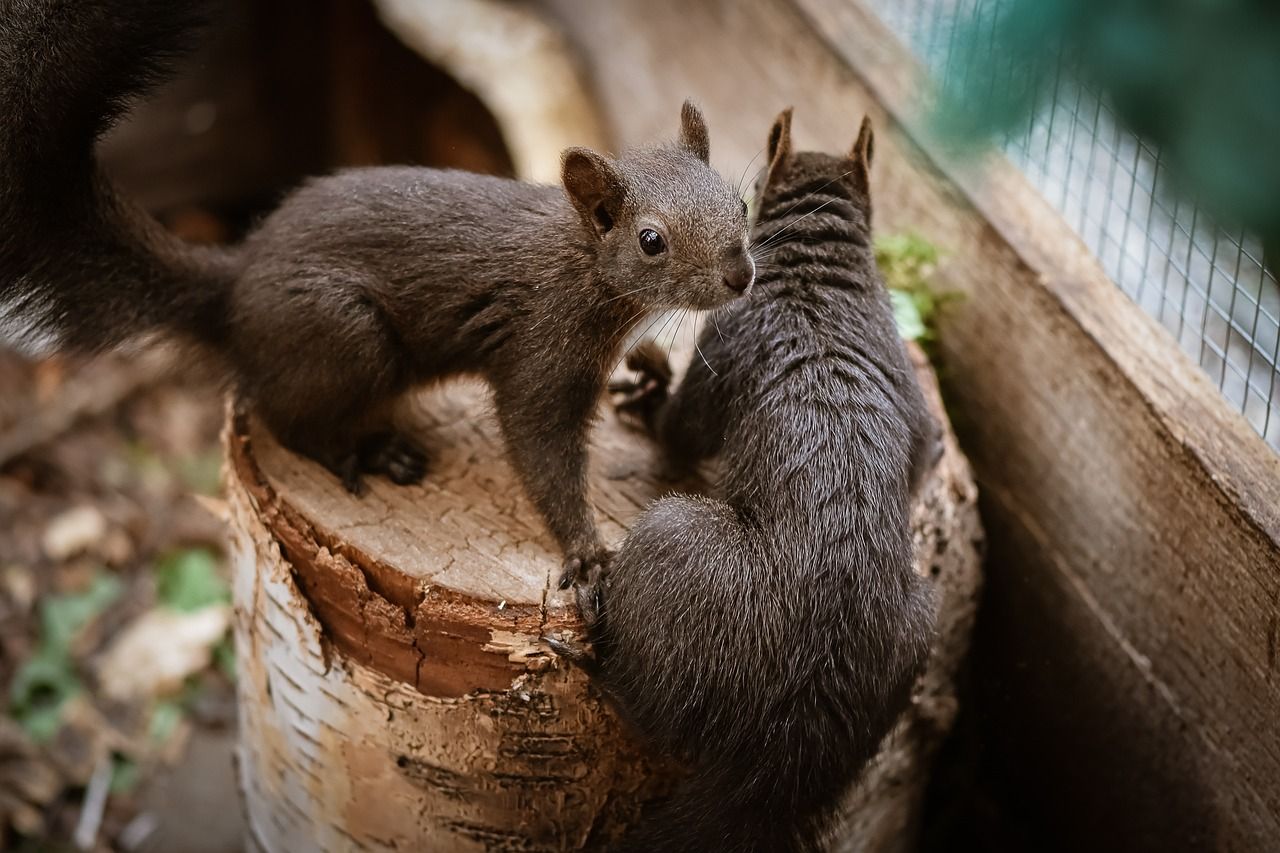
[226, 335, 981, 851]
[372, 0, 609, 182]
[531, 0, 1280, 846]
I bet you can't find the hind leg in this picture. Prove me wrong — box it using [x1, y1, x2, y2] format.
[234, 278, 430, 493]
[267, 411, 429, 496]
[246, 360, 427, 495]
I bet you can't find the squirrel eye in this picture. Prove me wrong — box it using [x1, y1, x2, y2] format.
[638, 228, 666, 256]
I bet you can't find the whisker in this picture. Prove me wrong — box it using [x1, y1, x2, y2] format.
[752, 195, 845, 253]
[711, 309, 725, 342]
[620, 304, 654, 334]
[751, 170, 855, 252]
[735, 145, 768, 198]
[610, 307, 666, 374]
[692, 314, 718, 377]
[615, 308, 677, 374]
[744, 161, 769, 200]
[655, 308, 681, 350]
[666, 308, 687, 364]
[631, 309, 670, 349]
[599, 282, 661, 306]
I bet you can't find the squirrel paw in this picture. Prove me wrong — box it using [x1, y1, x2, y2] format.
[557, 547, 612, 591]
[334, 431, 430, 494]
[609, 339, 672, 427]
[359, 431, 429, 486]
[545, 634, 599, 674]
[573, 575, 607, 628]
[335, 454, 367, 496]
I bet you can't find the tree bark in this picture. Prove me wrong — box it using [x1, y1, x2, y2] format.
[225, 346, 981, 852]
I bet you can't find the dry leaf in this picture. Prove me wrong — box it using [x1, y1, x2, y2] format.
[42, 507, 108, 562]
[0, 718, 62, 837]
[97, 606, 230, 701]
[0, 564, 36, 612]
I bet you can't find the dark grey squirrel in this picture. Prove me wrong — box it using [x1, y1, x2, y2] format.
[0, 0, 755, 582]
[563, 110, 941, 852]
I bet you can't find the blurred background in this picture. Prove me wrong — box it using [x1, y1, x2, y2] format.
[917, 0, 1280, 451]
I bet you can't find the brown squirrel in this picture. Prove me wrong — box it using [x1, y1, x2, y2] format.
[561, 111, 940, 852]
[0, 0, 755, 581]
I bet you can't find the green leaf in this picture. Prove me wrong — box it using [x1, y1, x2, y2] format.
[213, 635, 236, 681]
[9, 651, 77, 705]
[155, 549, 229, 612]
[10, 651, 83, 742]
[875, 231, 949, 345]
[147, 699, 185, 745]
[891, 290, 928, 341]
[40, 572, 123, 652]
[16, 701, 72, 743]
[110, 754, 141, 795]
[10, 571, 121, 741]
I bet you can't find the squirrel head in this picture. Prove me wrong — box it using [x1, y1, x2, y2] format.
[560, 101, 754, 310]
[755, 108, 876, 234]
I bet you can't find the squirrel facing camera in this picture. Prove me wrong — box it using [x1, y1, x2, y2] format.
[561, 101, 755, 311]
[0, 0, 753, 590]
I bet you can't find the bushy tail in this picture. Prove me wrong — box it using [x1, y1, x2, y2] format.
[0, 0, 236, 356]
[611, 761, 829, 853]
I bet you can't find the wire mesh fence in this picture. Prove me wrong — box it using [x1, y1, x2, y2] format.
[866, 0, 1280, 451]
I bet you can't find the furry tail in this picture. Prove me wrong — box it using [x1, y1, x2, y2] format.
[611, 761, 829, 853]
[0, 0, 237, 356]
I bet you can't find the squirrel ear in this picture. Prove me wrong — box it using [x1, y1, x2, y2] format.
[678, 100, 711, 163]
[764, 107, 794, 189]
[849, 115, 874, 191]
[562, 147, 627, 238]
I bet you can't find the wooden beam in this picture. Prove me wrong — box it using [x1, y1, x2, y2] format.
[537, 0, 1280, 845]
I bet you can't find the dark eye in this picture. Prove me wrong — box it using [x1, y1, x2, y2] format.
[639, 228, 666, 256]
[741, 199, 749, 217]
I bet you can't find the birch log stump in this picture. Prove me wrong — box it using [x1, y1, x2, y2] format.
[224, 343, 982, 853]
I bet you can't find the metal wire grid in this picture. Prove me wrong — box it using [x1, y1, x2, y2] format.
[866, 0, 1280, 451]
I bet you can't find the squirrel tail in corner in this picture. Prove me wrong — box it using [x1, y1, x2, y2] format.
[0, 0, 237, 356]
[613, 761, 825, 853]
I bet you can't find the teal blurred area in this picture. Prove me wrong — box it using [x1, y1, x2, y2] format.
[868, 0, 1280, 451]
[937, 0, 1280, 244]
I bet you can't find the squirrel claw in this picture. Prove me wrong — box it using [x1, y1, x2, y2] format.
[558, 549, 612, 591]
[359, 431, 429, 486]
[558, 552, 610, 628]
[574, 578, 606, 628]
[545, 634, 599, 674]
[558, 563, 578, 590]
[335, 455, 366, 496]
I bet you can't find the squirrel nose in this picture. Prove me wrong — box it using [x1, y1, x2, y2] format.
[723, 256, 755, 294]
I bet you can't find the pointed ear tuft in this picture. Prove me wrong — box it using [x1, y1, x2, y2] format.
[850, 115, 875, 189]
[562, 147, 626, 238]
[679, 100, 711, 163]
[764, 107, 794, 189]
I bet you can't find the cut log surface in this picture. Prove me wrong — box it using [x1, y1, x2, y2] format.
[226, 342, 982, 852]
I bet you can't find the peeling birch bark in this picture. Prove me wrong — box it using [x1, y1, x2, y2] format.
[226, 345, 981, 852]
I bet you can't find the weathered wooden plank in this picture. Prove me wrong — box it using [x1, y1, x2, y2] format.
[535, 0, 1280, 846]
